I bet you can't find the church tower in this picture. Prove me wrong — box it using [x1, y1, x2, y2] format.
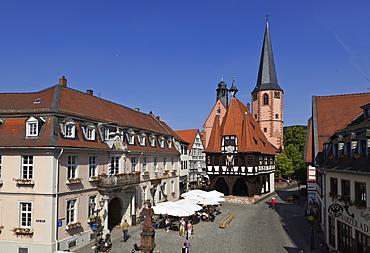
[216, 77, 228, 108]
[251, 20, 283, 149]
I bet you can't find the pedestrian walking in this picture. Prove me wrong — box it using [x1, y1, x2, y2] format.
[180, 242, 188, 253]
[269, 197, 275, 210]
[179, 218, 186, 236]
[120, 220, 130, 242]
[187, 220, 193, 238]
[184, 236, 192, 253]
[165, 217, 170, 232]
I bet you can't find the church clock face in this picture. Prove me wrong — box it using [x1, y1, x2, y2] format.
[274, 91, 281, 99]
[226, 146, 234, 153]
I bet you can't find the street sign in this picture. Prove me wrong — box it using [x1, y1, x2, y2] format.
[308, 215, 314, 221]
[58, 221, 62, 227]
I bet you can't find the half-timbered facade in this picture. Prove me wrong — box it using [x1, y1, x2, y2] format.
[205, 87, 277, 198]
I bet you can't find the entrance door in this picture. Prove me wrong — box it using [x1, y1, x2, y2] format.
[108, 198, 122, 231]
[214, 177, 229, 195]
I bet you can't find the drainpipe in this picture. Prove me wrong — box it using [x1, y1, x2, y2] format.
[55, 148, 64, 251]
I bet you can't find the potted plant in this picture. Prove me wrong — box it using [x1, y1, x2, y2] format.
[143, 171, 149, 175]
[172, 169, 177, 173]
[13, 178, 34, 185]
[164, 170, 170, 173]
[287, 196, 294, 203]
[11, 227, 33, 235]
[67, 177, 82, 184]
[89, 176, 101, 182]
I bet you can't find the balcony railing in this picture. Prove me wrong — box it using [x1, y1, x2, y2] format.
[98, 174, 140, 188]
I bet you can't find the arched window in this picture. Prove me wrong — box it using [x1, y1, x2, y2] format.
[263, 94, 269, 105]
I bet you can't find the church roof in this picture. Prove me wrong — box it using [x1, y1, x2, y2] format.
[252, 21, 283, 93]
[205, 97, 276, 154]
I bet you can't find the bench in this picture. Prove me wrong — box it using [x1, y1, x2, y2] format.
[219, 213, 234, 228]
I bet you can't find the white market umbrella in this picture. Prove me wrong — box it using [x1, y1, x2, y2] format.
[174, 199, 202, 212]
[166, 206, 196, 217]
[152, 201, 177, 215]
[181, 190, 206, 198]
[198, 197, 224, 205]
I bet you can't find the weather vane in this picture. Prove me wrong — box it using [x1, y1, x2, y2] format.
[266, 14, 269, 21]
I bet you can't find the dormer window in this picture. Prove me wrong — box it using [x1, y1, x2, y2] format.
[26, 118, 38, 137]
[167, 138, 172, 149]
[26, 116, 44, 138]
[65, 122, 76, 138]
[84, 124, 95, 141]
[138, 133, 146, 146]
[159, 136, 164, 148]
[150, 135, 156, 147]
[126, 129, 135, 145]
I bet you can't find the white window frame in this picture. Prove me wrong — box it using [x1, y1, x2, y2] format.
[142, 186, 147, 202]
[163, 157, 167, 170]
[0, 155, 2, 179]
[171, 158, 174, 170]
[67, 156, 78, 179]
[65, 122, 76, 138]
[22, 155, 33, 179]
[150, 135, 156, 147]
[154, 157, 158, 171]
[26, 118, 38, 137]
[159, 137, 164, 148]
[138, 133, 146, 146]
[127, 129, 135, 145]
[109, 156, 120, 175]
[105, 128, 114, 141]
[89, 156, 98, 178]
[88, 195, 97, 218]
[131, 157, 137, 171]
[66, 198, 77, 225]
[142, 157, 147, 171]
[20, 202, 32, 228]
[167, 138, 172, 149]
[85, 125, 95, 141]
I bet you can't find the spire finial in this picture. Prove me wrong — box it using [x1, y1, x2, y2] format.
[232, 75, 235, 83]
[221, 75, 224, 82]
[266, 14, 269, 21]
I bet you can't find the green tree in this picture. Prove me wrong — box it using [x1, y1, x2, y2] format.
[275, 125, 307, 179]
[275, 152, 294, 176]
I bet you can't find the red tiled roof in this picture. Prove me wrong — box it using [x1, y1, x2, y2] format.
[205, 97, 276, 154]
[313, 93, 370, 153]
[0, 118, 52, 147]
[205, 113, 221, 152]
[0, 83, 180, 151]
[175, 129, 199, 150]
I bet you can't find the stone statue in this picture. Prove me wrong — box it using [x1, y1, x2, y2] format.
[140, 203, 154, 232]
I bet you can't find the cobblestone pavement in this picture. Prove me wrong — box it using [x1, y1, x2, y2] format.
[75, 183, 322, 253]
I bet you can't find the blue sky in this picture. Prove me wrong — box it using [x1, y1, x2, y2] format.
[1, 1, 370, 130]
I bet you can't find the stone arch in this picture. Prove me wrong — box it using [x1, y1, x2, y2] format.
[108, 197, 123, 231]
[233, 177, 248, 196]
[214, 177, 229, 195]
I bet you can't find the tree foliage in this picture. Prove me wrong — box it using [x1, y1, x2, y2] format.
[275, 125, 307, 180]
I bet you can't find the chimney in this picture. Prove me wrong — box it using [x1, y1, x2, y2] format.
[246, 103, 250, 112]
[134, 108, 140, 112]
[86, 90, 93, 96]
[59, 76, 67, 87]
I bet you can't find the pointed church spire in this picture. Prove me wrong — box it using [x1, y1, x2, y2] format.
[252, 19, 283, 93]
[229, 75, 238, 98]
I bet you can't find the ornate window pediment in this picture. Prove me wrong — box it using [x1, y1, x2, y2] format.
[126, 129, 135, 145]
[60, 119, 76, 138]
[82, 123, 96, 141]
[150, 134, 156, 147]
[138, 132, 146, 146]
[26, 116, 45, 138]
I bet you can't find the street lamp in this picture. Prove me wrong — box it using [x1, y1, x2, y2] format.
[90, 199, 111, 253]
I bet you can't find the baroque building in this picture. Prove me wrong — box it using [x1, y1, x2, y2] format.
[0, 77, 180, 252]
